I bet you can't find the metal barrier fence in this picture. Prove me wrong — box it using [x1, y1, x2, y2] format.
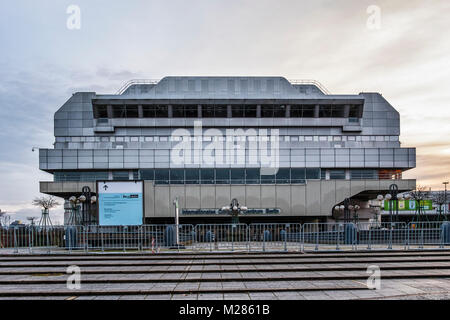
[249, 223, 302, 252]
[1, 222, 450, 253]
[407, 222, 450, 249]
[302, 223, 351, 251]
[356, 222, 408, 250]
[194, 224, 248, 251]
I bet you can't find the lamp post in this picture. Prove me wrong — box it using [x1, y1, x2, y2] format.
[221, 198, 248, 224]
[68, 188, 97, 226]
[333, 198, 355, 224]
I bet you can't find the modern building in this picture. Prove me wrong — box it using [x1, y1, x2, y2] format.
[39, 76, 416, 224]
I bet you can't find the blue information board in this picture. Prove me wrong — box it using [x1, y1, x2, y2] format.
[97, 181, 143, 226]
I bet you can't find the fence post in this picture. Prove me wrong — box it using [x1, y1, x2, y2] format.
[368, 226, 371, 250]
[13, 227, 18, 254]
[68, 227, 72, 253]
[231, 225, 234, 252]
[100, 227, 104, 253]
[247, 225, 250, 253]
[420, 227, 424, 249]
[336, 225, 340, 251]
[284, 225, 287, 252]
[300, 224, 304, 252]
[123, 226, 126, 252]
[315, 226, 319, 251]
[28, 227, 33, 254]
[388, 225, 393, 250]
[263, 226, 266, 252]
[46, 228, 50, 254]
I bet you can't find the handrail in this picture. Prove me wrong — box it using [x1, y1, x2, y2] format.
[287, 79, 331, 94]
[116, 78, 331, 95]
[116, 79, 159, 95]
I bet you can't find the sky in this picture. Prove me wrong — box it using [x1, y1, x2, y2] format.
[0, 0, 449, 224]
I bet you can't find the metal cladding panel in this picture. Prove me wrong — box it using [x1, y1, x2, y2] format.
[245, 185, 261, 208]
[200, 186, 216, 208]
[291, 185, 306, 215]
[305, 181, 321, 216]
[154, 186, 170, 215]
[276, 185, 291, 215]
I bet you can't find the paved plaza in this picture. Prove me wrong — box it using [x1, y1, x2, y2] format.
[1, 250, 450, 300]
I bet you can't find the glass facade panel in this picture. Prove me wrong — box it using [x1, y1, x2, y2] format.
[215, 168, 230, 184]
[306, 168, 320, 179]
[276, 168, 290, 184]
[185, 169, 199, 184]
[245, 168, 260, 184]
[170, 169, 184, 184]
[329, 169, 346, 179]
[231, 168, 245, 184]
[155, 169, 169, 184]
[201, 169, 215, 184]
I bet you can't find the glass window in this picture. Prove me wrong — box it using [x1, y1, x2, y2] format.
[329, 169, 346, 179]
[201, 169, 215, 184]
[351, 169, 377, 179]
[306, 168, 320, 179]
[184, 105, 198, 118]
[155, 169, 169, 184]
[291, 168, 305, 183]
[349, 105, 361, 118]
[276, 168, 290, 184]
[319, 105, 332, 117]
[185, 169, 199, 184]
[170, 169, 184, 184]
[139, 169, 154, 180]
[215, 169, 230, 184]
[244, 105, 257, 117]
[331, 106, 345, 117]
[231, 168, 245, 184]
[245, 168, 260, 184]
[231, 105, 244, 117]
[112, 106, 126, 118]
[202, 105, 215, 118]
[273, 105, 286, 117]
[94, 105, 108, 118]
[172, 105, 184, 117]
[142, 105, 155, 117]
[260, 169, 275, 183]
[302, 106, 315, 117]
[215, 105, 228, 118]
[125, 105, 139, 118]
[155, 105, 168, 118]
[261, 105, 273, 118]
[112, 171, 129, 180]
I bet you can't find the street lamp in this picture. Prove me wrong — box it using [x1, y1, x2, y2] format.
[68, 188, 97, 226]
[333, 198, 357, 223]
[221, 198, 248, 224]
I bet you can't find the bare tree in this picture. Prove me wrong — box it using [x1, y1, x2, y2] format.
[433, 191, 447, 216]
[408, 186, 430, 219]
[32, 196, 60, 210]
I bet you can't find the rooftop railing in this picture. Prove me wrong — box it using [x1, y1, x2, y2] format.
[116, 78, 331, 95]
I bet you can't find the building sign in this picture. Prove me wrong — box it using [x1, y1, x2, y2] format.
[383, 200, 433, 211]
[181, 208, 281, 215]
[97, 181, 143, 226]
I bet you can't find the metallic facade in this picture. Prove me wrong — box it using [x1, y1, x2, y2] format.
[39, 77, 416, 223]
